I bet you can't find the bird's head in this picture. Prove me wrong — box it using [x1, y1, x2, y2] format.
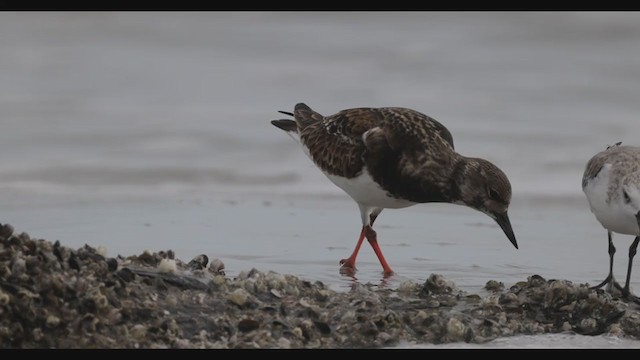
[457, 158, 518, 249]
[621, 172, 640, 231]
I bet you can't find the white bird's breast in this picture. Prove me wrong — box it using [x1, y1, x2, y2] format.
[584, 163, 640, 236]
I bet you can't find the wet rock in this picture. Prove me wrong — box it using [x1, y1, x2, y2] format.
[106, 258, 118, 272]
[528, 274, 546, 287]
[136, 251, 158, 266]
[209, 258, 225, 276]
[446, 317, 466, 341]
[277, 337, 291, 348]
[228, 288, 250, 307]
[68, 253, 81, 271]
[485, 280, 504, 292]
[238, 319, 260, 333]
[46, 315, 60, 328]
[0, 224, 14, 240]
[578, 318, 598, 334]
[0, 290, 10, 306]
[424, 274, 456, 295]
[426, 299, 440, 308]
[188, 255, 208, 271]
[157, 250, 175, 260]
[313, 321, 331, 335]
[116, 268, 135, 282]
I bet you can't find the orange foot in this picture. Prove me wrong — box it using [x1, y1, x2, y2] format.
[339, 258, 357, 276]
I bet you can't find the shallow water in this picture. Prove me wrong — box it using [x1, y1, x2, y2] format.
[2, 12, 640, 347]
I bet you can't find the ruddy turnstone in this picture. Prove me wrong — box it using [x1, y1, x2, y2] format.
[582, 142, 640, 301]
[271, 103, 518, 276]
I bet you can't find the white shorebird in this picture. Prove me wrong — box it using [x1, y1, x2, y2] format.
[271, 103, 518, 277]
[582, 142, 640, 301]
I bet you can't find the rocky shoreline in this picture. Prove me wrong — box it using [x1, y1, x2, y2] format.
[1, 222, 639, 348]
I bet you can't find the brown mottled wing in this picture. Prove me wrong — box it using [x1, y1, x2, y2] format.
[582, 151, 608, 190]
[362, 108, 457, 203]
[376, 108, 454, 151]
[298, 107, 384, 178]
[582, 145, 640, 189]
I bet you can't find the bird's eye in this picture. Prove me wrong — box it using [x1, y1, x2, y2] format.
[623, 190, 631, 204]
[488, 188, 500, 201]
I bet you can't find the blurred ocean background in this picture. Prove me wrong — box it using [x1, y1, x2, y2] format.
[2, 12, 640, 347]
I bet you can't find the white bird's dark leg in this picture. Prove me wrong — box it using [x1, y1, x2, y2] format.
[622, 236, 640, 303]
[591, 231, 623, 291]
[618, 211, 640, 303]
[621, 212, 640, 303]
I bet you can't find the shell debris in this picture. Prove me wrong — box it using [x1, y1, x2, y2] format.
[158, 259, 177, 274]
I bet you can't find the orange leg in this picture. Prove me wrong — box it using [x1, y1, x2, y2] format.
[340, 226, 366, 270]
[364, 226, 394, 276]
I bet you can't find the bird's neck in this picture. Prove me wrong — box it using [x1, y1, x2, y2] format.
[444, 155, 470, 204]
[391, 152, 466, 204]
[442, 155, 491, 208]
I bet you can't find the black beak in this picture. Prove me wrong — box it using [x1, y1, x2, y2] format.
[493, 211, 518, 249]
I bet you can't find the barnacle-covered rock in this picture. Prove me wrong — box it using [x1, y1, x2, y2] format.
[1, 223, 640, 348]
[423, 274, 456, 295]
[188, 255, 208, 271]
[485, 280, 504, 292]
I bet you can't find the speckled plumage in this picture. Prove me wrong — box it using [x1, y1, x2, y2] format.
[271, 103, 518, 275]
[583, 144, 640, 206]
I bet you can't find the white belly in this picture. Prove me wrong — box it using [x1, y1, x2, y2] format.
[595, 207, 640, 235]
[298, 140, 415, 209]
[325, 170, 416, 209]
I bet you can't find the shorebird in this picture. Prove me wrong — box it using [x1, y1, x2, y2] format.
[582, 142, 640, 301]
[271, 103, 518, 276]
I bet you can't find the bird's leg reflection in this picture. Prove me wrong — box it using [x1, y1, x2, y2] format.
[340, 271, 392, 290]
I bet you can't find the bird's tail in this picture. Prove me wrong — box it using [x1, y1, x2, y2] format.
[270, 119, 298, 133]
[270, 103, 323, 133]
